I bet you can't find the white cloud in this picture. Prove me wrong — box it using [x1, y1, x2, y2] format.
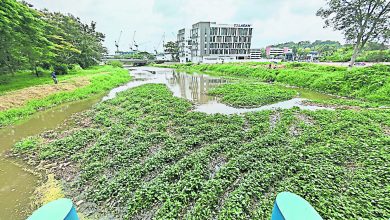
[252, 0, 344, 47]
[26, 0, 345, 53]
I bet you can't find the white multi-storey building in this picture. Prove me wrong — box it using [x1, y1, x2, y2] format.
[178, 22, 253, 63]
[177, 28, 192, 63]
[250, 48, 262, 59]
[265, 46, 292, 58]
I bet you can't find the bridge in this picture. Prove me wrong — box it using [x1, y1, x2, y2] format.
[102, 58, 150, 66]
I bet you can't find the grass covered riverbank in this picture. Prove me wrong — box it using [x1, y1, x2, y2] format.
[165, 63, 390, 106]
[0, 65, 131, 127]
[12, 83, 390, 219]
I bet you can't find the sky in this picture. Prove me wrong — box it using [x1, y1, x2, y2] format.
[26, 0, 345, 54]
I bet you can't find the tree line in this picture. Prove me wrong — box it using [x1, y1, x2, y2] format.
[0, 0, 106, 76]
[271, 40, 389, 62]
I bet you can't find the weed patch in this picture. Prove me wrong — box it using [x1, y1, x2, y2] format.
[12, 84, 390, 219]
[208, 82, 296, 107]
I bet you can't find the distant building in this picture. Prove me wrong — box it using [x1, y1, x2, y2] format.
[307, 51, 320, 62]
[265, 46, 292, 58]
[178, 22, 253, 63]
[114, 51, 136, 56]
[250, 48, 262, 59]
[177, 28, 192, 63]
[156, 53, 172, 62]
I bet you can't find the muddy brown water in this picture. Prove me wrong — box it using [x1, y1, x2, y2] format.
[0, 96, 101, 220]
[0, 67, 333, 219]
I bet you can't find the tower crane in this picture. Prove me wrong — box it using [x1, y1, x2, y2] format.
[130, 31, 138, 51]
[115, 30, 122, 53]
[153, 33, 165, 55]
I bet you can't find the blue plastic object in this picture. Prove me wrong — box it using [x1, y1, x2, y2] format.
[27, 198, 79, 220]
[271, 192, 322, 220]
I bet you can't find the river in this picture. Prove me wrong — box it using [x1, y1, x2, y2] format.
[0, 66, 333, 219]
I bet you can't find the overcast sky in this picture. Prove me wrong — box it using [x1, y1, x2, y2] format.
[26, 0, 345, 54]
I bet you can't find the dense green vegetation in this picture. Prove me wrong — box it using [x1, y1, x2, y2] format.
[0, 0, 106, 75]
[169, 63, 390, 105]
[271, 40, 389, 62]
[325, 47, 390, 62]
[0, 66, 130, 127]
[272, 40, 342, 58]
[208, 83, 296, 107]
[13, 83, 390, 219]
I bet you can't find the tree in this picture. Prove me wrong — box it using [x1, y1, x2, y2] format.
[0, 0, 106, 76]
[0, 0, 52, 75]
[260, 48, 266, 58]
[42, 11, 106, 68]
[364, 41, 388, 50]
[317, 0, 390, 66]
[164, 41, 179, 61]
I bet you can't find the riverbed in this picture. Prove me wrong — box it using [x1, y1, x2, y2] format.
[0, 66, 333, 219]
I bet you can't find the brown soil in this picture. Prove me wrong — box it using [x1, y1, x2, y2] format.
[289, 113, 314, 136]
[294, 113, 314, 126]
[0, 77, 90, 111]
[383, 125, 390, 136]
[269, 111, 281, 129]
[209, 154, 227, 178]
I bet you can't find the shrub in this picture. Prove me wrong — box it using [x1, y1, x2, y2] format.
[53, 64, 69, 75]
[108, 60, 124, 68]
[40, 62, 51, 70]
[0, 77, 10, 85]
[14, 137, 41, 152]
[68, 64, 83, 71]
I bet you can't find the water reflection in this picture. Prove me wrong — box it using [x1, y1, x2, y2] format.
[102, 67, 333, 114]
[102, 67, 229, 105]
[195, 98, 331, 114]
[167, 72, 228, 104]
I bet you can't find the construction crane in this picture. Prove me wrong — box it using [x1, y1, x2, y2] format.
[115, 30, 122, 53]
[130, 31, 138, 51]
[153, 33, 165, 55]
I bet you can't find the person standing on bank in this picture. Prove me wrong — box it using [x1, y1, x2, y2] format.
[51, 71, 58, 84]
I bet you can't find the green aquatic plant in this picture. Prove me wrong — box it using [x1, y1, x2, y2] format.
[13, 83, 390, 219]
[208, 82, 297, 107]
